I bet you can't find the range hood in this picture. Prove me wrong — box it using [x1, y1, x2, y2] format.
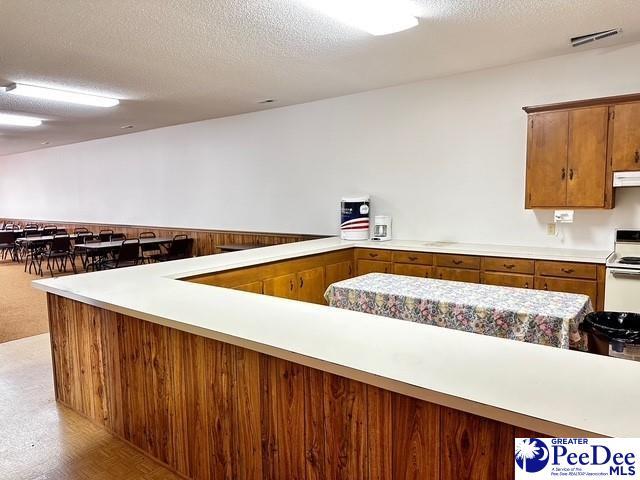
[613, 171, 640, 187]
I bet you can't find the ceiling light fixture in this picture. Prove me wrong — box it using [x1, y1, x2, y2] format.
[296, 0, 419, 36]
[0, 112, 42, 127]
[3, 83, 120, 107]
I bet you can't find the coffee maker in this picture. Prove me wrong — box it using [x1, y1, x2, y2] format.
[371, 215, 392, 241]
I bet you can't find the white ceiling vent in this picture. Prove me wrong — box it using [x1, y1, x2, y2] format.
[571, 28, 622, 47]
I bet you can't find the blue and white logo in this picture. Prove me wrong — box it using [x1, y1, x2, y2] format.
[515, 438, 550, 473]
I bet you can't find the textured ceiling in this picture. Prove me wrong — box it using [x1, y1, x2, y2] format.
[1, 0, 639, 156]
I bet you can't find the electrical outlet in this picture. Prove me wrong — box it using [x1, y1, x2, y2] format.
[547, 223, 557, 236]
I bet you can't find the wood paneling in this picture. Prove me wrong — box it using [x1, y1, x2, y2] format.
[442, 408, 513, 480]
[0, 217, 321, 257]
[48, 294, 540, 480]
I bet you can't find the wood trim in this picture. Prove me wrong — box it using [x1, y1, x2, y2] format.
[48, 294, 550, 480]
[523, 92, 640, 114]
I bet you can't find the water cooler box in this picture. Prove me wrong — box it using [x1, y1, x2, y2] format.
[340, 196, 370, 241]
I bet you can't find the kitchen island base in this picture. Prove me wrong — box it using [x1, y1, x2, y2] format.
[48, 293, 544, 480]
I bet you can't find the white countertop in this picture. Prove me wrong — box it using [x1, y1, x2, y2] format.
[33, 237, 635, 438]
[355, 239, 610, 264]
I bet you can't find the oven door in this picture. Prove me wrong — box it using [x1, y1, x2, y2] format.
[605, 268, 640, 313]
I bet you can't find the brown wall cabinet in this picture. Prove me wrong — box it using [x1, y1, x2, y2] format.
[521, 92, 640, 209]
[611, 101, 640, 171]
[525, 107, 611, 209]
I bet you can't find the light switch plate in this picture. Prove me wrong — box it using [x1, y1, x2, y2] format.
[547, 223, 557, 236]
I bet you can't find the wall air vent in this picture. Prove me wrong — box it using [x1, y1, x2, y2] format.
[571, 28, 621, 47]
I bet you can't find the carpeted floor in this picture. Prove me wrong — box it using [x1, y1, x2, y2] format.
[0, 258, 51, 343]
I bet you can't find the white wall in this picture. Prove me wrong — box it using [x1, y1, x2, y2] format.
[2, 42, 640, 250]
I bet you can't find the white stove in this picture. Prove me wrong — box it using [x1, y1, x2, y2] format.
[605, 230, 640, 313]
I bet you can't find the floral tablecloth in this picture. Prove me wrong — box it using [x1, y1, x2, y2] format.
[324, 273, 593, 349]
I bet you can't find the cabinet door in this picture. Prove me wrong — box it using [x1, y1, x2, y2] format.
[232, 281, 263, 294]
[612, 102, 640, 171]
[483, 272, 533, 289]
[534, 277, 597, 308]
[356, 259, 391, 276]
[567, 107, 609, 207]
[325, 261, 353, 289]
[526, 111, 568, 208]
[436, 267, 480, 284]
[393, 263, 434, 278]
[263, 273, 298, 300]
[298, 267, 326, 305]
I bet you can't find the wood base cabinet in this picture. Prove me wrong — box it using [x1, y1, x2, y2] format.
[188, 250, 354, 305]
[393, 263, 433, 278]
[356, 259, 392, 276]
[534, 277, 598, 307]
[436, 267, 480, 284]
[325, 260, 354, 289]
[483, 272, 533, 289]
[263, 273, 298, 299]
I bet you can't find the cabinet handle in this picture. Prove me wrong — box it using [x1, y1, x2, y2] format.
[524, 282, 529, 289]
[290, 279, 294, 291]
[561, 168, 566, 180]
[299, 277, 304, 288]
[569, 168, 574, 180]
[544, 283, 548, 291]
[635, 150, 639, 163]
[369, 253, 378, 258]
[348, 264, 352, 275]
[452, 259, 463, 265]
[504, 264, 515, 269]
[561, 268, 575, 274]
[408, 256, 418, 261]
